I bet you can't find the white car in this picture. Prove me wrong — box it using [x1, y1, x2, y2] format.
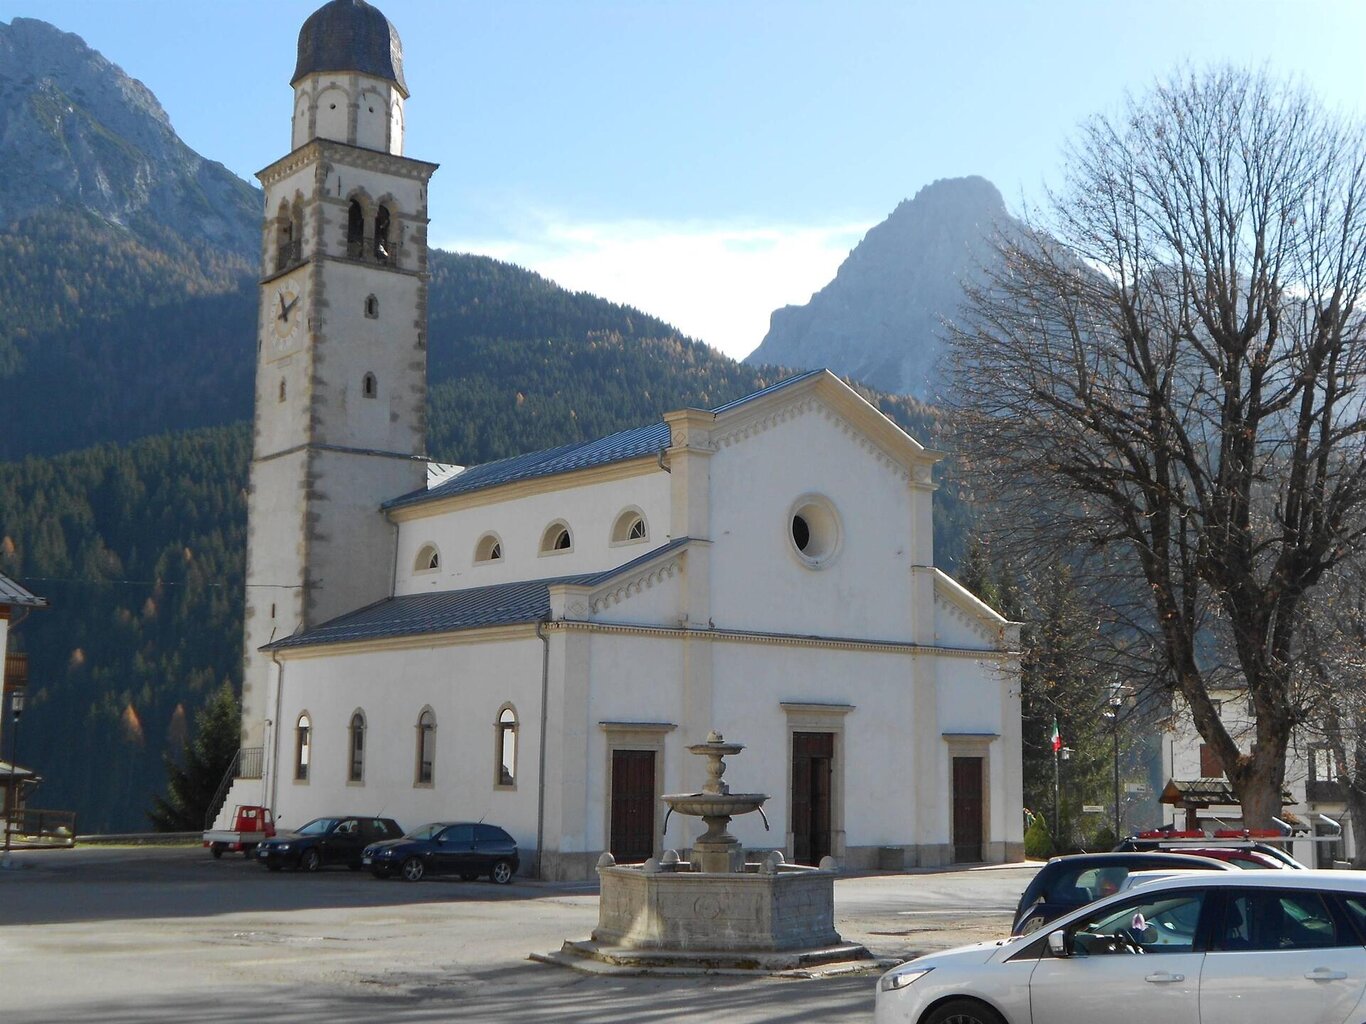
[875, 871, 1366, 1024]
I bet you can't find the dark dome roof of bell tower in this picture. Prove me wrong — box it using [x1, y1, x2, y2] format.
[292, 0, 408, 95]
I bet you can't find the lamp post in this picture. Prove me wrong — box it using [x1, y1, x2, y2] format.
[1102, 684, 1130, 840]
[3, 688, 24, 868]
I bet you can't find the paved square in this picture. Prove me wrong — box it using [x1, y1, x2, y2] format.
[0, 848, 1033, 1023]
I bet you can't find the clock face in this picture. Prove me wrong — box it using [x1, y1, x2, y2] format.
[271, 279, 305, 348]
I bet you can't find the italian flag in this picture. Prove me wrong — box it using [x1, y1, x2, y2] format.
[1050, 719, 1062, 753]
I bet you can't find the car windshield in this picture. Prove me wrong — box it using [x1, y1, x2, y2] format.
[406, 823, 445, 841]
[295, 818, 338, 836]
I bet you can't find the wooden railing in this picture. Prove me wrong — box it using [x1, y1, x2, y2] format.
[6, 808, 76, 847]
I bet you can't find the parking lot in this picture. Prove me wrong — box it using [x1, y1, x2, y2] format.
[0, 847, 1035, 1023]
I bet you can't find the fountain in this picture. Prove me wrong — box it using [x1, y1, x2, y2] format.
[538, 731, 877, 974]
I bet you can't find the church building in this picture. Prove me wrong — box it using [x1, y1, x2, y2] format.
[217, 0, 1024, 879]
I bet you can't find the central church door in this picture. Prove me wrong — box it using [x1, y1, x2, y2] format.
[610, 749, 655, 863]
[792, 731, 833, 865]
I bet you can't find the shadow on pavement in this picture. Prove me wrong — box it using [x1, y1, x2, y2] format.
[10, 961, 875, 1024]
[0, 847, 593, 926]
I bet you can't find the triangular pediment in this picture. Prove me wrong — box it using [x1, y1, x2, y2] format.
[667, 369, 944, 486]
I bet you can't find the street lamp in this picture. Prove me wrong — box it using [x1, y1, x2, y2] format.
[1102, 684, 1130, 840]
[3, 688, 25, 868]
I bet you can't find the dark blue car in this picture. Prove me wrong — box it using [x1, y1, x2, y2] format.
[363, 821, 519, 883]
[1013, 851, 1233, 934]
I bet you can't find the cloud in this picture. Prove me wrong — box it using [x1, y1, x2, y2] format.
[439, 211, 866, 361]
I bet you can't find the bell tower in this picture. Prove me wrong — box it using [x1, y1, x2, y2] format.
[237, 0, 438, 770]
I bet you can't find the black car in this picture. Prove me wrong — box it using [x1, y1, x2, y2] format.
[1012, 851, 1234, 935]
[255, 816, 403, 872]
[363, 821, 520, 883]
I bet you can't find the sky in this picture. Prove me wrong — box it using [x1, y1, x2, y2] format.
[6, 1, 1366, 360]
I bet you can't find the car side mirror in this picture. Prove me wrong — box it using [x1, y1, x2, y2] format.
[436, 835, 447, 844]
[1048, 929, 1070, 958]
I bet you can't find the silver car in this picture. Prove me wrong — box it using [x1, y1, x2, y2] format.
[875, 871, 1366, 1024]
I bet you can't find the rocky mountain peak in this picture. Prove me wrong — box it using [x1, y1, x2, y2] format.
[746, 175, 1016, 401]
[0, 17, 256, 253]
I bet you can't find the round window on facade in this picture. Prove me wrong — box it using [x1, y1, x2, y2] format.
[788, 494, 842, 569]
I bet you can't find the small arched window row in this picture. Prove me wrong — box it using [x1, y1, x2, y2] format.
[474, 533, 503, 564]
[294, 712, 312, 782]
[415, 708, 436, 786]
[348, 710, 366, 783]
[540, 521, 573, 555]
[611, 509, 648, 546]
[364, 294, 379, 319]
[415, 544, 440, 573]
[496, 705, 518, 787]
[362, 372, 377, 399]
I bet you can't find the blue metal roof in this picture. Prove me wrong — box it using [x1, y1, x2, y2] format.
[266, 538, 691, 651]
[385, 370, 829, 512]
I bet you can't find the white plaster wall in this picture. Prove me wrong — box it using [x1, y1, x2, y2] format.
[934, 595, 999, 649]
[394, 470, 672, 594]
[273, 636, 545, 844]
[708, 405, 919, 638]
[311, 260, 424, 455]
[292, 74, 404, 154]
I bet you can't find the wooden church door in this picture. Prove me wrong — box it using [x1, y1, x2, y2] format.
[610, 749, 655, 863]
[792, 731, 833, 865]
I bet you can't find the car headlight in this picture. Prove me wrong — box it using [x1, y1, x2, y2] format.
[275, 843, 291, 852]
[879, 967, 933, 993]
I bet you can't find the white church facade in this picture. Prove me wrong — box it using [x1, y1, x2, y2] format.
[217, 0, 1024, 879]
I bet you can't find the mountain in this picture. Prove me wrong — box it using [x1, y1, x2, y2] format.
[746, 176, 1018, 401]
[0, 17, 260, 456]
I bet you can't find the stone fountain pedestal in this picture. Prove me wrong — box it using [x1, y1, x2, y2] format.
[537, 732, 878, 975]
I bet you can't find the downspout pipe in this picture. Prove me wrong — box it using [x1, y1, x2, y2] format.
[535, 616, 551, 879]
[269, 647, 285, 820]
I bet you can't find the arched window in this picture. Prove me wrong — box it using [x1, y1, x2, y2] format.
[348, 711, 365, 783]
[474, 533, 503, 564]
[347, 199, 364, 258]
[278, 378, 287, 403]
[415, 708, 436, 785]
[275, 201, 295, 272]
[289, 198, 303, 264]
[374, 204, 392, 262]
[362, 372, 377, 399]
[364, 294, 379, 318]
[611, 509, 648, 545]
[415, 544, 440, 573]
[496, 706, 518, 787]
[294, 713, 311, 782]
[540, 521, 572, 554]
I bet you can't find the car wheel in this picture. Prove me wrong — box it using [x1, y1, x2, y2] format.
[922, 998, 1006, 1024]
[210, 843, 225, 860]
[459, 872, 479, 882]
[299, 848, 321, 873]
[490, 860, 514, 885]
[401, 857, 425, 882]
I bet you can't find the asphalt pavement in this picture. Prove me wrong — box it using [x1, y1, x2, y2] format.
[0, 846, 1037, 1023]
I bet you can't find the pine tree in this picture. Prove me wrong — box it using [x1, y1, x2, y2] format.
[147, 681, 239, 832]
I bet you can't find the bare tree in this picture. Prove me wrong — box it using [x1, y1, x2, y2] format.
[950, 68, 1366, 829]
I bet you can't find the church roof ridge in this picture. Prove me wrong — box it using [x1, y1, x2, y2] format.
[383, 370, 833, 513]
[0, 572, 47, 609]
[265, 537, 693, 651]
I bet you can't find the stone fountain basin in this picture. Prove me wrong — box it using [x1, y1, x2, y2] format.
[662, 792, 769, 817]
